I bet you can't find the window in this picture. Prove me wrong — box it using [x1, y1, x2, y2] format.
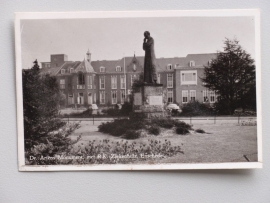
[88, 93, 93, 105]
[131, 75, 136, 86]
[111, 91, 117, 104]
[203, 90, 209, 103]
[120, 75, 126, 89]
[68, 94, 74, 105]
[111, 76, 117, 89]
[208, 60, 212, 66]
[167, 74, 173, 88]
[100, 91, 105, 104]
[190, 90, 196, 101]
[182, 90, 188, 103]
[61, 69, 65, 74]
[60, 79, 65, 89]
[120, 90, 126, 104]
[116, 66, 121, 72]
[45, 64, 50, 68]
[93, 93, 96, 103]
[92, 75, 96, 89]
[100, 76, 105, 89]
[100, 66, 105, 72]
[209, 91, 215, 103]
[77, 73, 85, 89]
[133, 64, 137, 71]
[70, 68, 74, 73]
[189, 61, 195, 67]
[88, 75, 93, 89]
[77, 93, 84, 104]
[78, 73, 85, 85]
[157, 74, 160, 84]
[167, 64, 173, 70]
[167, 89, 173, 103]
[181, 70, 197, 85]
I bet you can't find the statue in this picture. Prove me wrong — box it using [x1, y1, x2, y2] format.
[143, 31, 157, 84]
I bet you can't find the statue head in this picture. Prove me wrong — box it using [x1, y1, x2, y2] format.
[144, 31, 150, 39]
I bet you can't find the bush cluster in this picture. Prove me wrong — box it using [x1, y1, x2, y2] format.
[98, 113, 147, 139]
[62, 109, 93, 118]
[180, 101, 213, 116]
[98, 115, 194, 138]
[176, 127, 189, 135]
[195, 129, 206, 133]
[148, 125, 161, 135]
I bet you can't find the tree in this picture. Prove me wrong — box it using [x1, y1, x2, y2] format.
[23, 60, 65, 150]
[201, 38, 256, 115]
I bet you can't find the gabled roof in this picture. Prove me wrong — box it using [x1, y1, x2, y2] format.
[155, 57, 185, 72]
[91, 56, 145, 73]
[75, 59, 96, 73]
[40, 62, 66, 76]
[177, 53, 217, 68]
[40, 53, 218, 75]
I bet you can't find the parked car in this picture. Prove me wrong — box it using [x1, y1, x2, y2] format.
[166, 103, 182, 115]
[166, 103, 180, 110]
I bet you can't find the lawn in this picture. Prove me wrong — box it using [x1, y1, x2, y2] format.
[68, 121, 257, 164]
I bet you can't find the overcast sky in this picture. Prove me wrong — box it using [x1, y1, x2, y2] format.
[21, 16, 255, 69]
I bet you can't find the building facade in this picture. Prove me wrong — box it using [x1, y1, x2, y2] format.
[40, 51, 217, 107]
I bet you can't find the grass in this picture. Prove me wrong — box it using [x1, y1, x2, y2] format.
[68, 121, 258, 163]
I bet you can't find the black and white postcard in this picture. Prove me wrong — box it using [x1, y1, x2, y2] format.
[15, 10, 262, 171]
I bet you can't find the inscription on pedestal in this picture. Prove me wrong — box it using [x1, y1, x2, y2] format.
[148, 96, 163, 105]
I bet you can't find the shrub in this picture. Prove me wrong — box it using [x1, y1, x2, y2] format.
[176, 127, 189, 135]
[64, 109, 93, 118]
[129, 112, 147, 122]
[98, 118, 145, 138]
[120, 102, 133, 116]
[148, 125, 161, 135]
[195, 129, 205, 133]
[180, 101, 213, 116]
[174, 120, 192, 130]
[103, 108, 120, 116]
[125, 130, 141, 140]
[151, 118, 174, 129]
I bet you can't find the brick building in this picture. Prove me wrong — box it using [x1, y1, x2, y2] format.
[40, 50, 217, 107]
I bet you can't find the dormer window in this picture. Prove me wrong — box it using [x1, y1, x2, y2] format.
[175, 64, 179, 68]
[116, 66, 121, 72]
[133, 64, 137, 71]
[189, 61, 195, 67]
[167, 64, 173, 70]
[208, 60, 212, 65]
[100, 66, 105, 72]
[70, 68, 74, 73]
[61, 69, 65, 74]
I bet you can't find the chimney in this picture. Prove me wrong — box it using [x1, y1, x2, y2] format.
[86, 49, 91, 62]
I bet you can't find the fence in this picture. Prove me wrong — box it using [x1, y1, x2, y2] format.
[61, 115, 257, 125]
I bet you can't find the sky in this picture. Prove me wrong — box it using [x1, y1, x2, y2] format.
[21, 16, 255, 69]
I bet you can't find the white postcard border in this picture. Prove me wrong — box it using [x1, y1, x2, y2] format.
[15, 9, 262, 171]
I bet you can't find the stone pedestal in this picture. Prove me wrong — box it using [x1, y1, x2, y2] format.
[133, 84, 165, 118]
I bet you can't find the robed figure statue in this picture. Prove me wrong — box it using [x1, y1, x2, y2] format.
[143, 31, 157, 84]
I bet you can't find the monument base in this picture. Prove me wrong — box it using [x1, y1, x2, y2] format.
[133, 83, 165, 118]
